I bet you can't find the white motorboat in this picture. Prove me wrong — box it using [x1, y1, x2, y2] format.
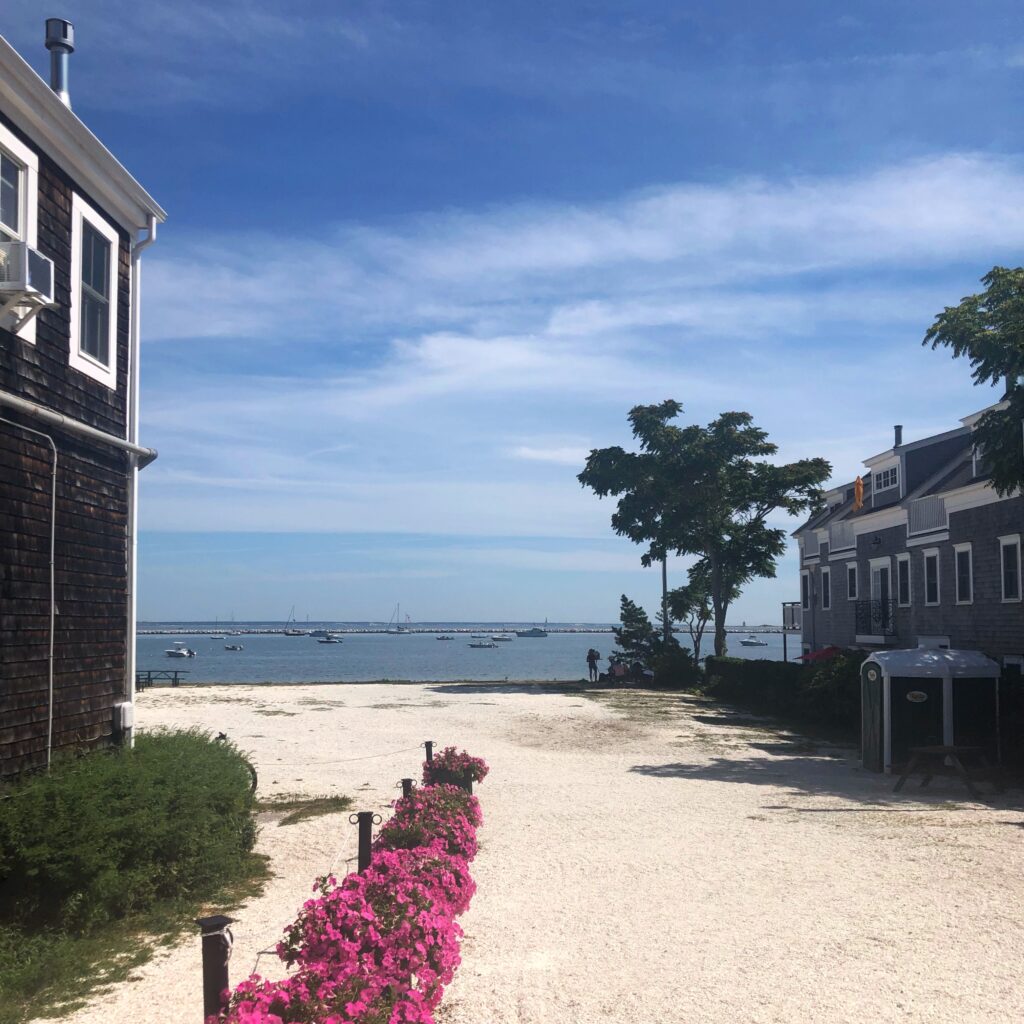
[165, 642, 196, 658]
[739, 634, 769, 647]
[224, 644, 244, 651]
[468, 641, 497, 648]
[208, 635, 226, 640]
[317, 637, 343, 644]
[491, 635, 514, 642]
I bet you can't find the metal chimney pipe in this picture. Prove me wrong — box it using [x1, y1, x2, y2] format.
[44, 19, 75, 108]
[894, 424, 903, 448]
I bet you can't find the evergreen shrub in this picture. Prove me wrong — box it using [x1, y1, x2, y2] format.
[0, 728, 257, 934]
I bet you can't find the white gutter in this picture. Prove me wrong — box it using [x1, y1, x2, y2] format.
[125, 215, 158, 731]
[0, 389, 157, 463]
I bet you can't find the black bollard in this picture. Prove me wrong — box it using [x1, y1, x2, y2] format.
[401, 777, 414, 798]
[349, 811, 381, 873]
[195, 914, 235, 1020]
[424, 740, 434, 762]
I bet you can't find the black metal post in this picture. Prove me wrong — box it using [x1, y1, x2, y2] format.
[195, 914, 235, 1020]
[401, 777, 414, 798]
[424, 740, 434, 762]
[350, 811, 379, 873]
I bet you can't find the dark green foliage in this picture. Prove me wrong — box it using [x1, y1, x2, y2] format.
[704, 653, 863, 737]
[0, 729, 257, 934]
[612, 595, 659, 663]
[649, 645, 700, 689]
[579, 401, 830, 657]
[0, 730, 263, 1023]
[793, 652, 863, 729]
[924, 266, 1024, 495]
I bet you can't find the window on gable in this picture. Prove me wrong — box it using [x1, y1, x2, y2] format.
[0, 150, 22, 241]
[80, 223, 111, 366]
[954, 544, 973, 604]
[69, 193, 119, 389]
[1001, 535, 1022, 602]
[924, 550, 940, 606]
[874, 465, 899, 492]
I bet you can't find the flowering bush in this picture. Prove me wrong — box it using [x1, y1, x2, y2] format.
[214, 756, 487, 1024]
[421, 748, 489, 786]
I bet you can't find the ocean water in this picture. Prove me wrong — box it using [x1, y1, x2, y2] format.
[137, 623, 793, 683]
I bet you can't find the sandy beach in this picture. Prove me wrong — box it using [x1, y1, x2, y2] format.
[54, 681, 1024, 1024]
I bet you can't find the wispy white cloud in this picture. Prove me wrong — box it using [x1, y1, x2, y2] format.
[508, 445, 592, 466]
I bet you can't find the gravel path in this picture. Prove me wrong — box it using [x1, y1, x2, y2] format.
[52, 682, 1024, 1024]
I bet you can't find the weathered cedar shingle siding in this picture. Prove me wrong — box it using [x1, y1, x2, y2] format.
[0, 109, 132, 778]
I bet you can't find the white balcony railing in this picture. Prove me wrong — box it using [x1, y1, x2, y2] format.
[907, 495, 947, 535]
[829, 520, 856, 552]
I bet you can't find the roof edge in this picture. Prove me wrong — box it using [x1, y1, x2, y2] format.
[0, 34, 166, 231]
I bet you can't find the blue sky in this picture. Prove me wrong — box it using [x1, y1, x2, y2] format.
[7, 1, 1022, 623]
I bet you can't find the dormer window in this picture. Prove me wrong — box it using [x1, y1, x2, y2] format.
[874, 465, 899, 492]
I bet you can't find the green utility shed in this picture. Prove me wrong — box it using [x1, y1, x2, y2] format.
[860, 649, 1001, 773]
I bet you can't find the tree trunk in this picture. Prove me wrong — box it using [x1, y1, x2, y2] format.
[710, 553, 728, 657]
[661, 554, 671, 645]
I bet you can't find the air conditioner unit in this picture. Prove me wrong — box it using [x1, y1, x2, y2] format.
[0, 240, 56, 331]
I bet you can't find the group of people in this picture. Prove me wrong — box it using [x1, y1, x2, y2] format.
[585, 647, 653, 684]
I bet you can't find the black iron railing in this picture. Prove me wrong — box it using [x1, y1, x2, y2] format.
[854, 598, 897, 635]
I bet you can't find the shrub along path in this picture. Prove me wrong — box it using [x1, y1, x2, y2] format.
[53, 682, 1024, 1024]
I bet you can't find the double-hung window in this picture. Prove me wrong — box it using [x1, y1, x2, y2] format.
[0, 125, 39, 341]
[896, 553, 911, 607]
[954, 543, 973, 605]
[1001, 535, 1022, 603]
[923, 549, 940, 606]
[801, 571, 811, 611]
[846, 563, 858, 600]
[69, 194, 119, 389]
[821, 567, 831, 610]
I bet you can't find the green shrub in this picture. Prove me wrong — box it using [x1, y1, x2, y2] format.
[795, 652, 863, 730]
[649, 645, 701, 689]
[704, 656, 805, 714]
[0, 728, 257, 934]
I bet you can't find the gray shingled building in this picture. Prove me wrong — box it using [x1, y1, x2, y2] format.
[794, 401, 1023, 676]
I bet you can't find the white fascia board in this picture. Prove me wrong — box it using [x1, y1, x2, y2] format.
[960, 401, 1010, 429]
[850, 506, 907, 535]
[944, 480, 1021, 514]
[0, 36, 166, 232]
[863, 449, 897, 469]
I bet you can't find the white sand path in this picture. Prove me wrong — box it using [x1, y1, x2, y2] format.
[53, 682, 1024, 1024]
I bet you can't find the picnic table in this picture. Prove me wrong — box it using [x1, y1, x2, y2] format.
[136, 669, 189, 690]
[893, 745, 1004, 798]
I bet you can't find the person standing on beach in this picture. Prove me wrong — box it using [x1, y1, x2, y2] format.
[586, 648, 600, 682]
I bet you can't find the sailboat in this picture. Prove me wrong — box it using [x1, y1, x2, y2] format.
[283, 605, 307, 636]
[384, 604, 409, 634]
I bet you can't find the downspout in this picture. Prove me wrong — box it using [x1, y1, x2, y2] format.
[0, 415, 57, 771]
[125, 215, 158, 737]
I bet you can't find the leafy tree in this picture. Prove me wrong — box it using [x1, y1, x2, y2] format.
[923, 266, 1024, 495]
[667, 560, 736, 664]
[612, 595, 659, 663]
[580, 401, 829, 657]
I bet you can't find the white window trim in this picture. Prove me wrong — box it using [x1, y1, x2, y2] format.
[917, 636, 950, 650]
[801, 570, 811, 611]
[69, 193, 119, 390]
[873, 464, 899, 494]
[923, 547, 941, 607]
[0, 123, 39, 344]
[953, 542, 973, 605]
[999, 533, 1022, 603]
[846, 561, 858, 601]
[820, 566, 831, 610]
[896, 553, 912, 607]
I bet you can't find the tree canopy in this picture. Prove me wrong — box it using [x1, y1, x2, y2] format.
[579, 400, 830, 656]
[923, 266, 1024, 495]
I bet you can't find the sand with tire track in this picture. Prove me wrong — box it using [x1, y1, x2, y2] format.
[52, 681, 1024, 1024]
